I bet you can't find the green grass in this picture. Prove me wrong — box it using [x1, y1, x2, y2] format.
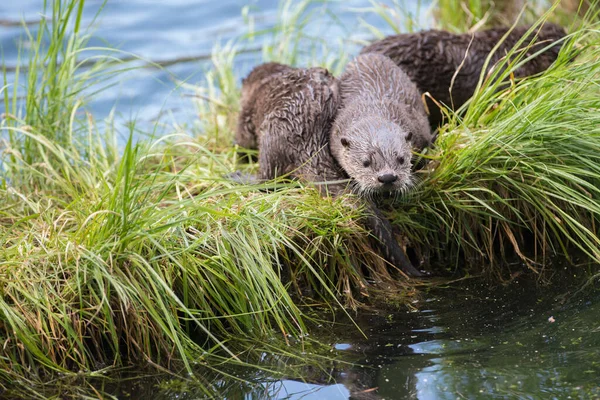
[398, 31, 600, 272]
[1, 5, 391, 395]
[433, 0, 598, 31]
[2, 0, 600, 398]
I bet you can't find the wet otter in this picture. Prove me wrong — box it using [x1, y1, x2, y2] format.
[235, 63, 344, 185]
[330, 53, 433, 196]
[236, 62, 424, 276]
[236, 62, 300, 151]
[360, 23, 567, 126]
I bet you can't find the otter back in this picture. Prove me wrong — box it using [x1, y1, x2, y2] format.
[360, 23, 566, 127]
[236, 63, 346, 186]
[236, 62, 295, 150]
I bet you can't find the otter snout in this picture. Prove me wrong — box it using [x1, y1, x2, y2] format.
[377, 173, 398, 184]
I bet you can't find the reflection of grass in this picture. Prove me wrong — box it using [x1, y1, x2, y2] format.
[1, 0, 600, 398]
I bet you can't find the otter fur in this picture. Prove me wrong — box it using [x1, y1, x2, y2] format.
[235, 63, 345, 186]
[330, 53, 433, 196]
[236, 62, 298, 150]
[236, 62, 424, 276]
[360, 23, 566, 127]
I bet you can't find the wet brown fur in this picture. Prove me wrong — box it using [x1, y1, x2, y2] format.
[361, 23, 567, 126]
[235, 63, 345, 185]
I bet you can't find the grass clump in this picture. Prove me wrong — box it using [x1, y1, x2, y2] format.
[1, 3, 396, 396]
[400, 24, 600, 274]
[2, 0, 600, 397]
[433, 0, 598, 31]
[0, 0, 388, 396]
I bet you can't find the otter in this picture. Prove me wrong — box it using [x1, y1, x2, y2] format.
[330, 53, 433, 196]
[235, 63, 345, 186]
[236, 62, 298, 150]
[236, 62, 424, 277]
[360, 23, 567, 127]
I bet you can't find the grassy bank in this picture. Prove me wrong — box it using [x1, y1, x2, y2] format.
[2, 0, 600, 397]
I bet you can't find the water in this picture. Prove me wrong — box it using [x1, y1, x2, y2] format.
[0, 0, 428, 129]
[325, 280, 600, 400]
[107, 278, 600, 400]
[291, 279, 599, 400]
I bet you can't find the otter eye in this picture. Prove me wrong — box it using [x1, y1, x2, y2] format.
[406, 132, 413, 141]
[397, 156, 405, 165]
[362, 159, 371, 168]
[341, 137, 350, 147]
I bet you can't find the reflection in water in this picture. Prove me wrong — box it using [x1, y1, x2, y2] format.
[64, 279, 600, 399]
[265, 380, 350, 399]
[309, 280, 600, 400]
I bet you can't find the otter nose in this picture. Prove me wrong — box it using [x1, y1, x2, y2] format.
[377, 173, 398, 184]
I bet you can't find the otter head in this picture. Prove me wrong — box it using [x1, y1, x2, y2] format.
[330, 116, 414, 196]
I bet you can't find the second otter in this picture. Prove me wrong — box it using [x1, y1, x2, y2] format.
[236, 63, 344, 187]
[361, 23, 566, 126]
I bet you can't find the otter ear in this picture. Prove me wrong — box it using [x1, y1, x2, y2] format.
[340, 137, 351, 148]
[406, 132, 413, 142]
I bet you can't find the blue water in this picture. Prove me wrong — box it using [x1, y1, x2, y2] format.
[0, 0, 429, 130]
[106, 278, 600, 400]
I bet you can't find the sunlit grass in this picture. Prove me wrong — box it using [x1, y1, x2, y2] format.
[0, 0, 386, 396]
[402, 26, 600, 272]
[433, 0, 598, 31]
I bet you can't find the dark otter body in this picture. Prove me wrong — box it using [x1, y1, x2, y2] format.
[361, 23, 566, 126]
[236, 62, 424, 276]
[236, 62, 298, 150]
[236, 63, 345, 185]
[330, 53, 433, 196]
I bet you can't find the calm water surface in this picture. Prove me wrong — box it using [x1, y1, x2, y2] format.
[109, 279, 600, 399]
[0, 0, 427, 129]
